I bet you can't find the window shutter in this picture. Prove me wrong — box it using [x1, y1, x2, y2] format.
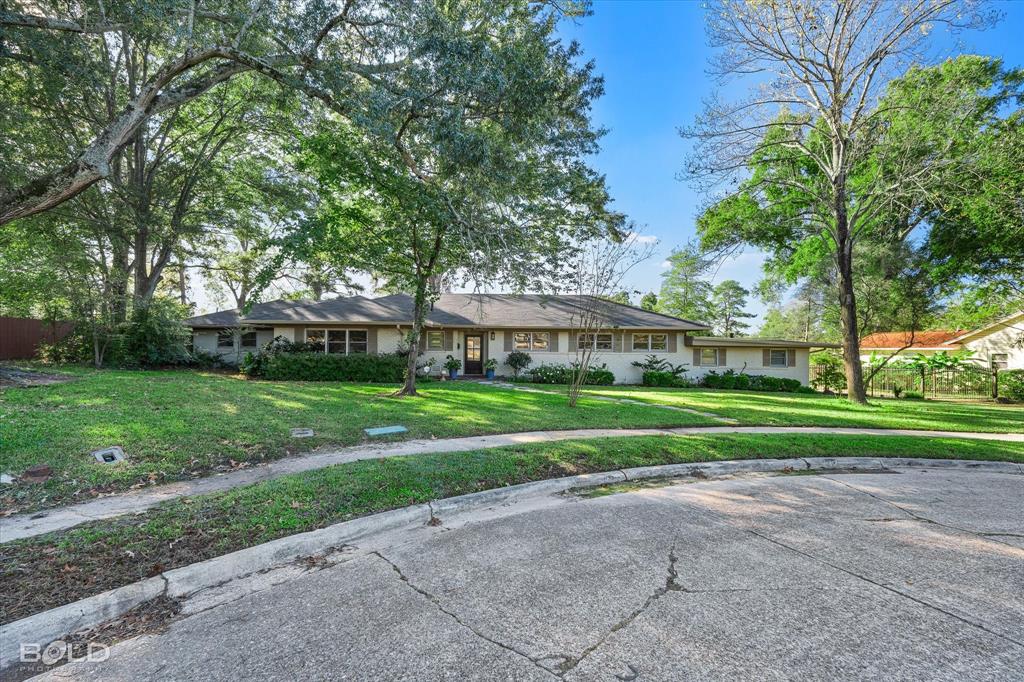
[719, 348, 727, 366]
[612, 332, 622, 352]
[667, 332, 677, 353]
[549, 331, 559, 352]
[367, 328, 378, 355]
[504, 332, 513, 352]
[569, 334, 577, 352]
[693, 348, 700, 366]
[788, 349, 797, 367]
[418, 331, 426, 351]
[444, 330, 454, 351]
[762, 349, 770, 367]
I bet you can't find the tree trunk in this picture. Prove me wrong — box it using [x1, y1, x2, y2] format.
[836, 229, 867, 404]
[396, 279, 428, 397]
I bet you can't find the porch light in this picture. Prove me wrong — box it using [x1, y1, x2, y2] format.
[490, 331, 495, 341]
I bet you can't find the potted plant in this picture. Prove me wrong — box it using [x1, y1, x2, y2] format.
[484, 358, 498, 380]
[443, 355, 462, 379]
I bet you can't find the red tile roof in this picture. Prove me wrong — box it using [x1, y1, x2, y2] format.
[859, 330, 965, 349]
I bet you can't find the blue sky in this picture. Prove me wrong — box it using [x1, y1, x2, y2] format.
[558, 0, 1024, 325]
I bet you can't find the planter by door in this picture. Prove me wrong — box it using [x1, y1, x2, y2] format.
[464, 334, 483, 375]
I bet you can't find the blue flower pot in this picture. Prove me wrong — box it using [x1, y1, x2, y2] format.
[449, 368, 458, 379]
[485, 368, 496, 379]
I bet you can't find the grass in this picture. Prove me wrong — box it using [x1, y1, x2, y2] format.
[0, 367, 717, 510]
[3, 432, 1023, 624]
[561, 385, 1024, 433]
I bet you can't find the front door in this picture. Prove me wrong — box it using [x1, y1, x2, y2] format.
[464, 334, 483, 375]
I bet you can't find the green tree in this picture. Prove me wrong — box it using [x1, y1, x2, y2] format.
[686, 0, 999, 402]
[709, 280, 755, 336]
[658, 244, 712, 326]
[293, 3, 621, 396]
[640, 292, 658, 311]
[604, 291, 632, 306]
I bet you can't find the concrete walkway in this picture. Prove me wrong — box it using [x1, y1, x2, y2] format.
[3, 426, 1022, 544]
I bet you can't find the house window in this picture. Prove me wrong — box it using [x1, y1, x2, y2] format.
[240, 332, 258, 348]
[700, 348, 719, 366]
[349, 330, 368, 354]
[426, 331, 444, 350]
[217, 330, 235, 348]
[632, 333, 668, 351]
[578, 333, 613, 351]
[327, 330, 346, 354]
[309, 329, 368, 355]
[991, 353, 1009, 369]
[769, 349, 788, 367]
[306, 329, 326, 349]
[514, 332, 550, 350]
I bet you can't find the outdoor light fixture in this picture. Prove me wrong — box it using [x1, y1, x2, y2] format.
[490, 331, 495, 341]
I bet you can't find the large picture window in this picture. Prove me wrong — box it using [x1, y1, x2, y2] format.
[514, 331, 550, 351]
[632, 333, 668, 352]
[769, 349, 788, 367]
[240, 332, 258, 348]
[426, 331, 444, 350]
[578, 333, 613, 351]
[700, 348, 719, 366]
[217, 330, 235, 348]
[306, 329, 368, 355]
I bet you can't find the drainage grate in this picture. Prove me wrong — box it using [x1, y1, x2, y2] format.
[290, 428, 315, 438]
[92, 446, 126, 464]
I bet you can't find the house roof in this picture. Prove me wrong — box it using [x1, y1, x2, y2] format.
[691, 336, 840, 349]
[186, 294, 712, 331]
[859, 330, 965, 350]
[947, 310, 1024, 344]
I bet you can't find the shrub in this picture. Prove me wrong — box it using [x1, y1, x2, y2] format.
[702, 370, 802, 393]
[263, 352, 407, 382]
[902, 390, 925, 400]
[115, 297, 192, 367]
[811, 356, 847, 394]
[240, 335, 324, 377]
[190, 347, 226, 369]
[642, 370, 693, 388]
[530, 362, 615, 385]
[1000, 369, 1024, 402]
[505, 351, 533, 377]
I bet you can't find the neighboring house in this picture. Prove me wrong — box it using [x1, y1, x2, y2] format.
[860, 311, 1024, 370]
[185, 294, 838, 384]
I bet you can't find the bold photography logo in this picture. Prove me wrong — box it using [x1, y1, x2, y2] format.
[20, 640, 110, 665]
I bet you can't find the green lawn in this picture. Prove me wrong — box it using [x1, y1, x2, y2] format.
[4, 432, 1023, 625]
[569, 385, 1024, 433]
[0, 367, 717, 510]
[3, 367, 1021, 512]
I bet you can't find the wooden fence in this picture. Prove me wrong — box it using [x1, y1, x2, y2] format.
[0, 317, 75, 360]
[811, 364, 999, 400]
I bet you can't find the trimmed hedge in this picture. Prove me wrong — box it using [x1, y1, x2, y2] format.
[263, 352, 407, 382]
[702, 370, 802, 392]
[530, 362, 615, 386]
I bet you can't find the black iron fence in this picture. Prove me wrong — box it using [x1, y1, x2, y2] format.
[811, 364, 1000, 400]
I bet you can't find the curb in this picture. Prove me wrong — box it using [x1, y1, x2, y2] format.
[2, 456, 1022, 667]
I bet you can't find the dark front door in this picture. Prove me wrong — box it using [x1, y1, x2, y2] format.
[464, 334, 483, 375]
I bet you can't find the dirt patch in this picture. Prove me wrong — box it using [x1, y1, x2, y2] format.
[1, 595, 180, 682]
[0, 366, 75, 389]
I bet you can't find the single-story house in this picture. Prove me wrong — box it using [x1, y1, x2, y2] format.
[859, 311, 1024, 370]
[185, 294, 838, 384]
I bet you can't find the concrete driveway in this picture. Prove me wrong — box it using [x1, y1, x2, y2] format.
[39, 468, 1024, 681]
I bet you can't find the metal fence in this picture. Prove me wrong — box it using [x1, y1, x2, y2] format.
[811, 364, 999, 400]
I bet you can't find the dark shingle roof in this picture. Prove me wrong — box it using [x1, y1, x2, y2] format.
[184, 299, 313, 328]
[187, 294, 710, 331]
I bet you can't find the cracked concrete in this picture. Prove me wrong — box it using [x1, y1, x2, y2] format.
[30, 468, 1024, 681]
